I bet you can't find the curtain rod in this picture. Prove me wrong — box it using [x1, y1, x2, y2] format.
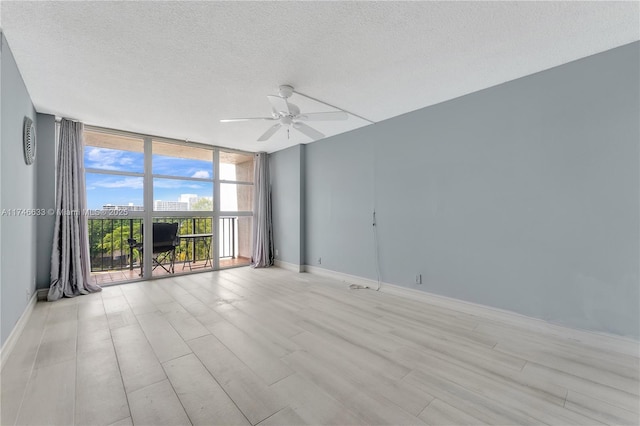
[55, 116, 81, 123]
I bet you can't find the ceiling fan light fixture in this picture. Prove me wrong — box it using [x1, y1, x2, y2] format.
[281, 116, 293, 126]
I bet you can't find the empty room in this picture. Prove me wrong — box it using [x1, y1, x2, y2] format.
[1, 1, 638, 425]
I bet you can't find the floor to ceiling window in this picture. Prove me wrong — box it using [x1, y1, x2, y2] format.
[218, 151, 254, 268]
[84, 127, 254, 285]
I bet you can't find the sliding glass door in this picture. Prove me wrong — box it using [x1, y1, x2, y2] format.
[151, 140, 214, 277]
[84, 127, 254, 284]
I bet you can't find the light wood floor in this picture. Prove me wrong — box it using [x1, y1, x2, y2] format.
[1, 267, 638, 426]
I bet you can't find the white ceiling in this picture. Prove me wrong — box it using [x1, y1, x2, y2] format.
[1, 1, 638, 153]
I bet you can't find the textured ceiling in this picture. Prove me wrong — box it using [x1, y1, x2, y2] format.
[1, 1, 638, 153]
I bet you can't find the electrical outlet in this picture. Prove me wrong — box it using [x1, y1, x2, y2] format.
[416, 274, 422, 285]
[318, 257, 322, 264]
[275, 249, 279, 256]
[25, 289, 31, 301]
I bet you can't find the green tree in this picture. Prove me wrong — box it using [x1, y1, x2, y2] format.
[192, 197, 213, 211]
[90, 219, 142, 267]
[177, 217, 212, 262]
[89, 217, 215, 270]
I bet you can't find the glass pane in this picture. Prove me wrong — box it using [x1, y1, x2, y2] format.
[219, 151, 254, 182]
[154, 217, 213, 273]
[219, 216, 252, 268]
[220, 183, 253, 212]
[84, 130, 144, 173]
[153, 178, 213, 211]
[85, 173, 144, 210]
[153, 141, 213, 179]
[88, 218, 144, 283]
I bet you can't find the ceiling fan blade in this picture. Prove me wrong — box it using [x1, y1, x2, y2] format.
[298, 111, 348, 121]
[293, 122, 325, 140]
[220, 117, 276, 123]
[267, 95, 290, 115]
[257, 123, 282, 141]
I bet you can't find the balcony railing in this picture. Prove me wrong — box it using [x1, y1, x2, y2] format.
[88, 217, 238, 273]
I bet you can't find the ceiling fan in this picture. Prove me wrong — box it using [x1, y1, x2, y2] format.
[220, 85, 348, 142]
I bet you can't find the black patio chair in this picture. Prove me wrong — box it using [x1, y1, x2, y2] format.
[128, 222, 179, 276]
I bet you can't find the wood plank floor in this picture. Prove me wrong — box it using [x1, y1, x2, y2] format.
[1, 267, 638, 426]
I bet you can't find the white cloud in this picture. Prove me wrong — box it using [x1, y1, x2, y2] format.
[191, 170, 210, 179]
[85, 147, 138, 170]
[86, 147, 104, 161]
[93, 177, 143, 189]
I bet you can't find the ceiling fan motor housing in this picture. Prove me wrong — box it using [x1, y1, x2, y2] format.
[278, 85, 294, 99]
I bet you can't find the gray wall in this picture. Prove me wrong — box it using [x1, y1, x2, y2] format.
[1, 33, 38, 347]
[270, 144, 306, 266]
[36, 113, 57, 289]
[282, 41, 639, 338]
[305, 132, 375, 278]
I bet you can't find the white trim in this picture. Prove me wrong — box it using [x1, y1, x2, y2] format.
[303, 265, 639, 356]
[152, 173, 213, 183]
[275, 260, 305, 273]
[152, 211, 214, 218]
[1, 293, 38, 371]
[212, 149, 220, 270]
[219, 180, 253, 185]
[85, 168, 144, 177]
[143, 136, 153, 279]
[303, 265, 376, 288]
[219, 211, 253, 217]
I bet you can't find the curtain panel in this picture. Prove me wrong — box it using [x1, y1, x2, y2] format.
[48, 119, 101, 301]
[251, 152, 274, 268]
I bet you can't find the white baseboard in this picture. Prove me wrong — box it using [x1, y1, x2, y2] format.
[302, 265, 379, 287]
[303, 265, 639, 355]
[275, 260, 305, 273]
[1, 292, 38, 371]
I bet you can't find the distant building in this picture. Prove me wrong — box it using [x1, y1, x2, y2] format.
[179, 194, 198, 210]
[102, 203, 144, 211]
[154, 200, 189, 211]
[103, 198, 212, 212]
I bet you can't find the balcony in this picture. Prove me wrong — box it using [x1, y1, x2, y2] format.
[88, 216, 251, 286]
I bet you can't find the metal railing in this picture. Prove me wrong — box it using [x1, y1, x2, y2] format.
[89, 218, 143, 272]
[89, 217, 237, 272]
[219, 217, 236, 259]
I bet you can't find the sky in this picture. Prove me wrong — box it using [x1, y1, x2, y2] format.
[84, 147, 240, 210]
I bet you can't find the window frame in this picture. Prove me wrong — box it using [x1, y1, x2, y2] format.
[83, 126, 255, 279]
